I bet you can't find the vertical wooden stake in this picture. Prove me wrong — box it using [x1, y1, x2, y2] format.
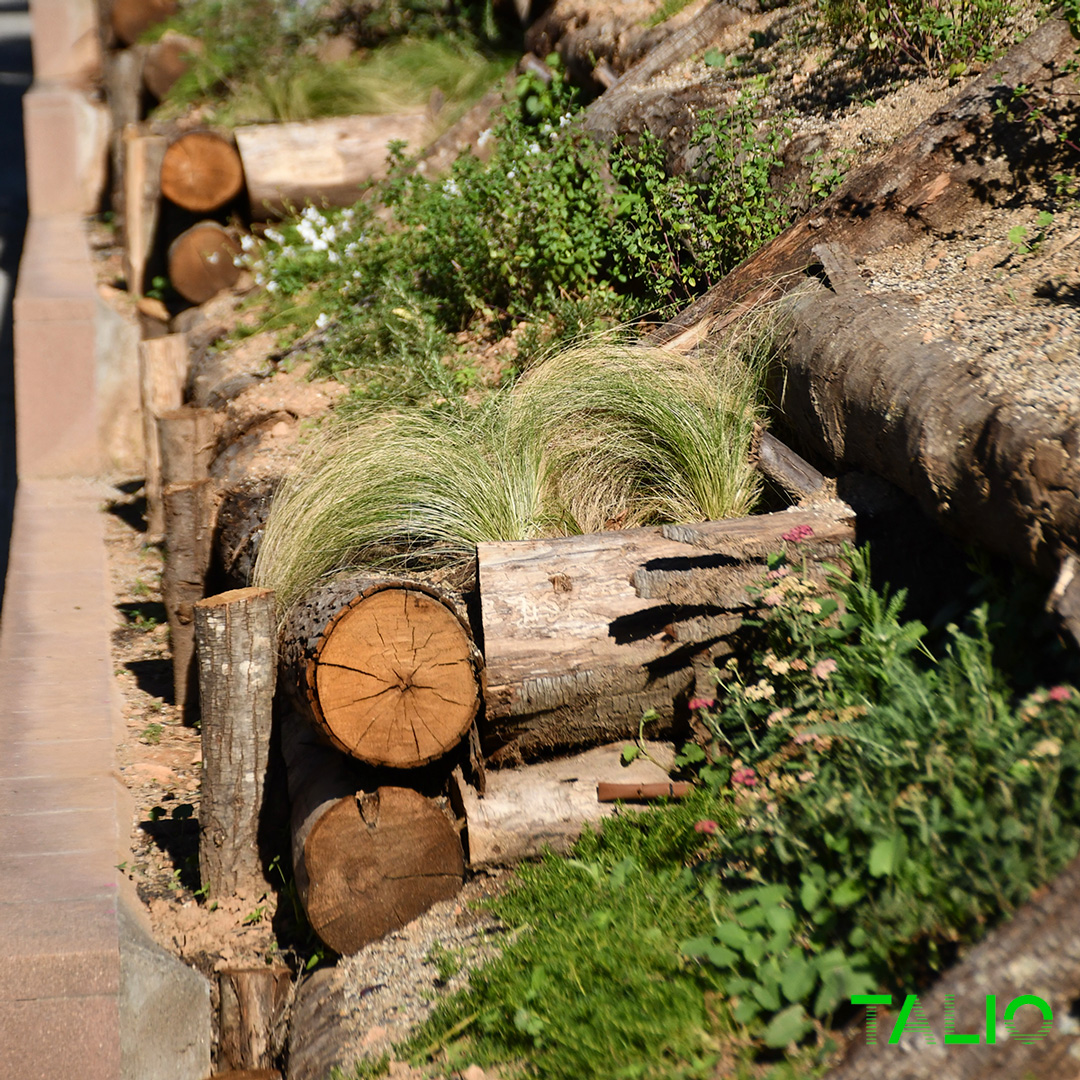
[163, 478, 216, 715]
[139, 334, 188, 536]
[123, 124, 168, 297]
[157, 406, 216, 488]
[195, 586, 276, 899]
[218, 965, 292, 1071]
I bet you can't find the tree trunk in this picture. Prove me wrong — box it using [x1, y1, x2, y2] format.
[280, 713, 465, 956]
[194, 586, 276, 898]
[280, 573, 483, 769]
[773, 281, 1080, 588]
[447, 741, 676, 869]
[167, 221, 243, 305]
[212, 477, 279, 592]
[139, 333, 187, 536]
[286, 967, 352, 1080]
[110, 0, 177, 46]
[478, 506, 853, 765]
[218, 965, 292, 1072]
[122, 124, 167, 297]
[160, 129, 245, 212]
[581, 0, 756, 138]
[157, 406, 215, 488]
[163, 478, 217, 715]
[527, 0, 738, 90]
[143, 30, 200, 99]
[650, 15, 1080, 352]
[826, 853, 1080, 1080]
[234, 113, 431, 219]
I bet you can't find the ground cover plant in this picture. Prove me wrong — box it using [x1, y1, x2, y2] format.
[349, 545, 1080, 1079]
[236, 69, 835, 407]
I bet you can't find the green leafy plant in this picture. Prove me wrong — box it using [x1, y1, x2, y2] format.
[1008, 209, 1054, 254]
[691, 544, 1080, 987]
[141, 722, 164, 745]
[426, 943, 465, 983]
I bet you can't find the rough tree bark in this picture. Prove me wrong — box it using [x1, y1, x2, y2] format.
[775, 280, 1080, 587]
[219, 966, 292, 1072]
[163, 478, 217, 715]
[280, 713, 465, 955]
[478, 505, 853, 765]
[280, 573, 483, 769]
[139, 333, 187, 536]
[212, 477, 279, 592]
[194, 587, 276, 899]
[651, 15, 1080, 352]
[827, 853, 1080, 1080]
[122, 125, 167, 297]
[157, 406, 215, 489]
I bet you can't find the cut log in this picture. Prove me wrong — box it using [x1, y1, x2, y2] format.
[143, 30, 200, 99]
[195, 587, 276, 897]
[528, 0, 739, 90]
[139, 334, 187, 536]
[157, 406, 215, 488]
[167, 221, 243, 305]
[234, 113, 430, 219]
[478, 505, 853, 765]
[281, 714, 465, 955]
[773, 281, 1080, 590]
[448, 742, 678, 869]
[582, 0, 756, 139]
[212, 477, 279, 592]
[286, 967, 352, 1080]
[163, 478, 217, 715]
[826, 853, 1080, 1080]
[110, 0, 178, 46]
[219, 965, 292, 1072]
[122, 125, 168, 297]
[651, 15, 1080, 352]
[755, 430, 825, 500]
[280, 574, 483, 769]
[160, 130, 245, 212]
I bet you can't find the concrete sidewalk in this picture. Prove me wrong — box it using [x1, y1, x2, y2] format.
[0, 478, 124, 1079]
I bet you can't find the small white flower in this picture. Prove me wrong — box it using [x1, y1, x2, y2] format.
[206, 250, 220, 265]
[442, 178, 462, 197]
[352, 270, 362, 279]
[311, 237, 328, 252]
[341, 209, 355, 224]
[232, 256, 243, 268]
[265, 280, 279, 293]
[477, 127, 493, 148]
[527, 142, 541, 156]
[344, 242, 358, 257]
[254, 272, 265, 285]
[314, 312, 330, 330]
[328, 250, 340, 264]
[264, 228, 284, 244]
[506, 169, 516, 180]
[559, 112, 572, 127]
[240, 234, 255, 251]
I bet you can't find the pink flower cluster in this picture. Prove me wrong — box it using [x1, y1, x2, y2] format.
[781, 524, 815, 544]
[732, 766, 757, 788]
[688, 697, 716, 711]
[694, 819, 720, 835]
[1049, 685, 1072, 702]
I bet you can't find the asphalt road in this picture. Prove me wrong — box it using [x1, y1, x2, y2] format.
[0, 0, 29, 605]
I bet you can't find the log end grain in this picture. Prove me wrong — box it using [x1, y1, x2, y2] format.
[161, 131, 245, 212]
[313, 588, 480, 769]
[167, 221, 242, 304]
[303, 786, 464, 955]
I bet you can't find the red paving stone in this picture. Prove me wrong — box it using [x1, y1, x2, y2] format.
[0, 480, 123, 1078]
